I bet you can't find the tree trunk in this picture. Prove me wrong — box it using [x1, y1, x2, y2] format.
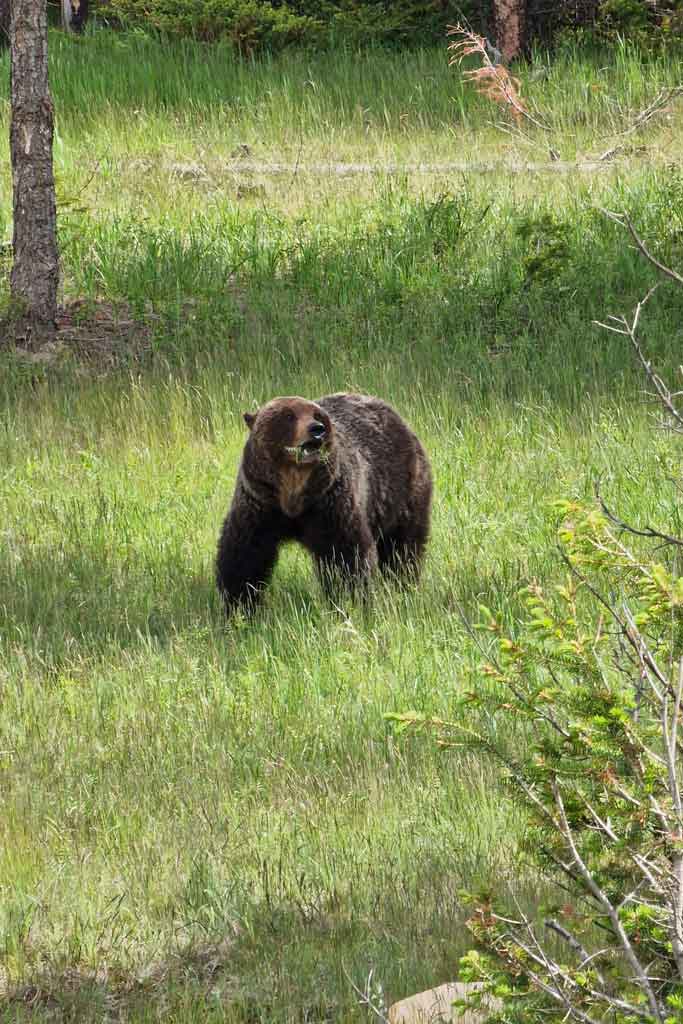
[9, 0, 59, 342]
[62, 0, 89, 33]
[493, 0, 525, 63]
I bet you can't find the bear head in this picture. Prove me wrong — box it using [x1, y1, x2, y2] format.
[241, 397, 336, 518]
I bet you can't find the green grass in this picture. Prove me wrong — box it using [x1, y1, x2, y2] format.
[2, 28, 683, 1023]
[38, 31, 683, 159]
[2, 365, 679, 1022]
[1, 29, 683, 228]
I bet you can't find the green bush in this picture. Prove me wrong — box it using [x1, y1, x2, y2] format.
[395, 492, 683, 1022]
[93, 0, 683, 52]
[324, 0, 482, 46]
[101, 0, 321, 51]
[572, 0, 683, 48]
[96, 0, 488, 51]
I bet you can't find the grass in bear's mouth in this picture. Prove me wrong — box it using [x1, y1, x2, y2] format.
[284, 440, 325, 461]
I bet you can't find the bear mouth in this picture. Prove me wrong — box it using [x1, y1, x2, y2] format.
[284, 439, 326, 462]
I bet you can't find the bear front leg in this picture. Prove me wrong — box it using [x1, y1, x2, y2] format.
[215, 500, 282, 612]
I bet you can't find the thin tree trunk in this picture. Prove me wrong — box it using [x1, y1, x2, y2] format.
[0, 0, 9, 47]
[73, 1, 90, 33]
[9, 0, 59, 343]
[494, 0, 525, 63]
[62, 0, 89, 33]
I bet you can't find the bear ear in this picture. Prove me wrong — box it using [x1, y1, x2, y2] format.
[243, 411, 256, 430]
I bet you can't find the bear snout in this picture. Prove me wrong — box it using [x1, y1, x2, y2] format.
[308, 420, 326, 440]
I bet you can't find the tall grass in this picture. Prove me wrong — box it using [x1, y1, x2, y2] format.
[2, 28, 683, 1023]
[34, 171, 683, 409]
[0, 29, 681, 172]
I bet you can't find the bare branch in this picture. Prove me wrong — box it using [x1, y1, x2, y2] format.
[597, 89, 683, 161]
[649, 795, 672, 836]
[669, 657, 683, 818]
[544, 919, 607, 988]
[582, 799, 620, 843]
[594, 220, 683, 436]
[517, 963, 603, 1024]
[507, 926, 650, 1021]
[596, 484, 683, 550]
[621, 606, 668, 707]
[603, 210, 683, 289]
[581, 797, 667, 895]
[501, 892, 604, 1023]
[552, 780, 665, 1022]
[667, 659, 683, 982]
[342, 966, 389, 1024]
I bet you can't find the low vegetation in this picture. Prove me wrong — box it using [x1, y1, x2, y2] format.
[88, 0, 683, 53]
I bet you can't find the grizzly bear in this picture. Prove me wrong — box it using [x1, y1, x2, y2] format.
[215, 393, 432, 610]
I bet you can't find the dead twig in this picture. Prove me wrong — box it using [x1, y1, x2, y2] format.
[598, 87, 683, 160]
[602, 210, 683, 289]
[594, 285, 683, 435]
[342, 966, 389, 1024]
[595, 483, 683, 549]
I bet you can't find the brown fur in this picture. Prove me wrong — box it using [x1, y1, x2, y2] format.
[215, 393, 432, 610]
[278, 463, 314, 518]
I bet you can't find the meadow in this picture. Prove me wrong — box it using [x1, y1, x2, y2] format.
[2, 28, 683, 1022]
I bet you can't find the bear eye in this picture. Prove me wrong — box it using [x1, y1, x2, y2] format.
[284, 410, 295, 422]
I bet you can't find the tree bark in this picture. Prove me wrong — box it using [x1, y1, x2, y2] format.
[493, 0, 525, 63]
[9, 0, 59, 342]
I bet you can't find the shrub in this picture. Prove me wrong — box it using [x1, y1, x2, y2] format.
[95, 0, 489, 51]
[100, 0, 321, 51]
[395, 492, 683, 1022]
[515, 214, 573, 287]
